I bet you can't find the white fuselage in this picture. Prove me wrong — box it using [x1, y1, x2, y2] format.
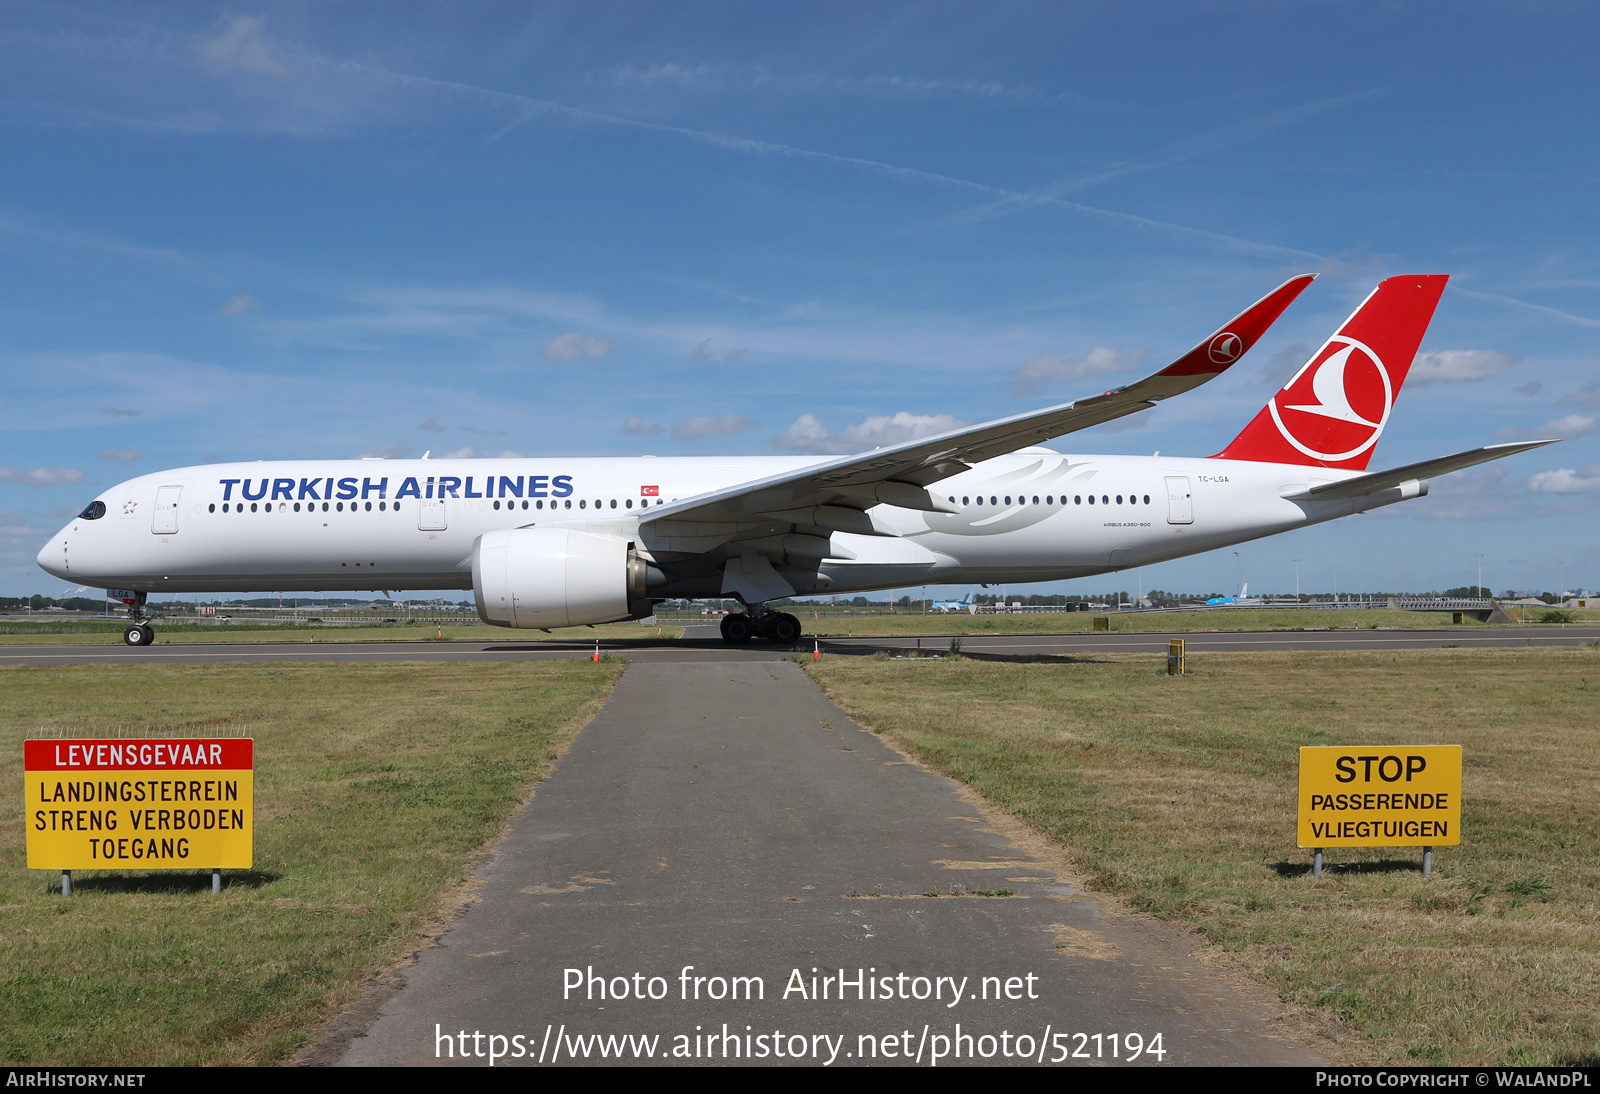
[37, 449, 1388, 599]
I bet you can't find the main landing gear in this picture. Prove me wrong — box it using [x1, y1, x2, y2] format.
[719, 610, 802, 646]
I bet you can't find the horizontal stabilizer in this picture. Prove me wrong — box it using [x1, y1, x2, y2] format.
[1286, 440, 1557, 501]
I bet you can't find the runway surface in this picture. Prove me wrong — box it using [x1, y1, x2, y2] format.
[328, 661, 1318, 1067]
[3, 623, 1595, 667]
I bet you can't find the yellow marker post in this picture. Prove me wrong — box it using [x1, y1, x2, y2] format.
[1298, 745, 1461, 877]
[1166, 638, 1186, 675]
[26, 738, 253, 895]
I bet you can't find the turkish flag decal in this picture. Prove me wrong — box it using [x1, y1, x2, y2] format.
[641, 485, 659, 496]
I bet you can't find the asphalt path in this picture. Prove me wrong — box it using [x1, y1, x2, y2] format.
[327, 661, 1320, 1067]
[2, 623, 1595, 667]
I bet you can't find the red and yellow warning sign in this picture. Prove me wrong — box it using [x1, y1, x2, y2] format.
[25, 738, 253, 870]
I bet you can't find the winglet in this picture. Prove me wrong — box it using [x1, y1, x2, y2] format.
[1155, 273, 1317, 380]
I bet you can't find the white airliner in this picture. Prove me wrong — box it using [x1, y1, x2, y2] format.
[38, 274, 1551, 647]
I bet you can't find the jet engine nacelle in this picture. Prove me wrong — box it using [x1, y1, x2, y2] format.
[472, 527, 648, 629]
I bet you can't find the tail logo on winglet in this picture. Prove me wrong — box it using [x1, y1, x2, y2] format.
[1267, 336, 1393, 462]
[1207, 332, 1243, 364]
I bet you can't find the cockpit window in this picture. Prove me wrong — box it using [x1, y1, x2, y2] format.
[78, 500, 106, 520]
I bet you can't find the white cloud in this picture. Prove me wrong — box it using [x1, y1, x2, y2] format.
[0, 510, 51, 568]
[197, 15, 285, 75]
[0, 467, 85, 487]
[1417, 465, 1527, 520]
[1514, 381, 1543, 397]
[496, 450, 525, 459]
[1260, 342, 1310, 387]
[97, 449, 142, 462]
[542, 332, 614, 361]
[1006, 346, 1146, 397]
[600, 63, 757, 91]
[220, 294, 261, 314]
[773, 411, 968, 455]
[1529, 465, 1600, 493]
[444, 447, 480, 459]
[1558, 381, 1600, 412]
[672, 415, 760, 442]
[1407, 349, 1519, 384]
[623, 417, 663, 436]
[358, 444, 412, 459]
[1492, 415, 1598, 442]
[1088, 408, 1155, 433]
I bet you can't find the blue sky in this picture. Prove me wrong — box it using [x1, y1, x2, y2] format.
[2, 1, 1597, 599]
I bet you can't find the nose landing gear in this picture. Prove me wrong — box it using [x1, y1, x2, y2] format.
[120, 591, 154, 647]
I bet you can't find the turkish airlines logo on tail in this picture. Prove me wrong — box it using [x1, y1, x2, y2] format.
[1207, 332, 1243, 364]
[1267, 336, 1393, 462]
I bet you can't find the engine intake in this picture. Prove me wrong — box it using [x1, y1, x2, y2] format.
[473, 527, 647, 629]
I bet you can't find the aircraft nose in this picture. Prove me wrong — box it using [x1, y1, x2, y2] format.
[37, 529, 69, 579]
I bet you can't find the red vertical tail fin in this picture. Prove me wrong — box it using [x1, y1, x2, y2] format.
[1214, 275, 1449, 470]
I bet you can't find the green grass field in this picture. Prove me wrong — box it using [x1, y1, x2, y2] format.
[792, 606, 1597, 637]
[807, 648, 1600, 1066]
[0, 660, 622, 1065]
[0, 621, 681, 645]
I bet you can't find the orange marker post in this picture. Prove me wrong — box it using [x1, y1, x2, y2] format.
[813, 639, 820, 661]
[592, 640, 600, 662]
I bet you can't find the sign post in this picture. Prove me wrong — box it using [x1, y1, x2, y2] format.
[1297, 745, 1461, 877]
[25, 738, 253, 894]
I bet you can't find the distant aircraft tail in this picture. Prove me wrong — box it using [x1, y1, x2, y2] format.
[1214, 275, 1449, 470]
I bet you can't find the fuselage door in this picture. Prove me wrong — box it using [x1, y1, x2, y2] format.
[152, 485, 183, 534]
[419, 497, 447, 531]
[1164, 476, 1193, 524]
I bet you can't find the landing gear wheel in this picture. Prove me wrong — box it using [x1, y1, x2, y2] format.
[719, 613, 754, 645]
[123, 624, 154, 647]
[766, 613, 801, 644]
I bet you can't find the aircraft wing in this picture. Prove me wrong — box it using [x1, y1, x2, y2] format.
[642, 274, 1316, 533]
[1292, 440, 1558, 501]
